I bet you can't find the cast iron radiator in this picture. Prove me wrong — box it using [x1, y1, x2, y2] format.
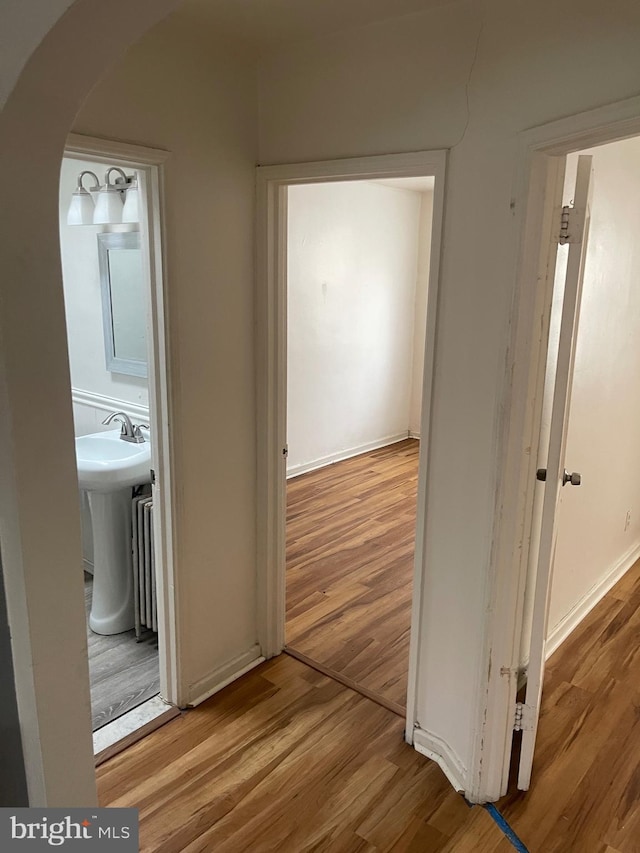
[132, 490, 157, 640]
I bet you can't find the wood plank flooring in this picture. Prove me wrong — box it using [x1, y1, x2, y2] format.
[442, 556, 640, 853]
[97, 654, 496, 852]
[97, 542, 640, 851]
[285, 439, 419, 710]
[85, 574, 160, 730]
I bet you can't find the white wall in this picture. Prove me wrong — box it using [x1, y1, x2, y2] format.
[257, 0, 640, 794]
[546, 138, 640, 644]
[287, 181, 422, 474]
[0, 0, 75, 110]
[59, 157, 149, 438]
[409, 191, 433, 436]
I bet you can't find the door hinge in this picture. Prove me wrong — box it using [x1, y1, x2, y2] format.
[558, 205, 571, 245]
[150, 468, 156, 485]
[556, 204, 585, 245]
[282, 445, 288, 458]
[514, 701, 535, 732]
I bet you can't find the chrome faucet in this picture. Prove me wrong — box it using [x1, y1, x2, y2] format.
[102, 411, 149, 444]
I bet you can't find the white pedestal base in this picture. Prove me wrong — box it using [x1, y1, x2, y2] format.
[87, 488, 134, 635]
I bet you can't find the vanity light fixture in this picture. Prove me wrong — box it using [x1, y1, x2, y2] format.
[67, 166, 139, 225]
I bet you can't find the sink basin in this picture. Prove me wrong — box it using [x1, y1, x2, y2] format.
[75, 428, 152, 635]
[76, 428, 151, 493]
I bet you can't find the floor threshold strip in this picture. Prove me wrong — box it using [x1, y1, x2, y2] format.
[483, 803, 530, 852]
[284, 647, 405, 718]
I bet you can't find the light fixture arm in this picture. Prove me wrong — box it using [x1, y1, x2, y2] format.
[104, 166, 131, 190]
[76, 170, 100, 192]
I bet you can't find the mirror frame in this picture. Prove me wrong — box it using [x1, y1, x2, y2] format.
[97, 230, 148, 378]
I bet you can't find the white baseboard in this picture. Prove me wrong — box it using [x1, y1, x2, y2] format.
[286, 432, 411, 479]
[409, 430, 421, 439]
[72, 388, 150, 422]
[186, 645, 264, 707]
[412, 726, 466, 793]
[545, 541, 640, 659]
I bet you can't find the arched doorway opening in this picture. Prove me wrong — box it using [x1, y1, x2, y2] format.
[0, 0, 182, 806]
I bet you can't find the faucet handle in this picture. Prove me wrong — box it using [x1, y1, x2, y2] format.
[132, 423, 149, 443]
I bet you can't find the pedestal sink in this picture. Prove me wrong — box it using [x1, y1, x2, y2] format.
[76, 429, 151, 635]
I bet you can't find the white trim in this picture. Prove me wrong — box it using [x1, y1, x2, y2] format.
[545, 542, 640, 659]
[478, 95, 640, 803]
[71, 388, 149, 422]
[65, 134, 171, 168]
[408, 430, 421, 440]
[186, 646, 264, 707]
[63, 134, 181, 707]
[256, 149, 447, 763]
[286, 433, 409, 479]
[413, 727, 466, 794]
[404, 154, 447, 747]
[258, 150, 447, 185]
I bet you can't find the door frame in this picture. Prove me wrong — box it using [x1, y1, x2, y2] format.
[64, 133, 181, 707]
[255, 149, 447, 739]
[482, 94, 640, 800]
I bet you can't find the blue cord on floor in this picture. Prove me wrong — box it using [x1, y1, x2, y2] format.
[483, 803, 530, 852]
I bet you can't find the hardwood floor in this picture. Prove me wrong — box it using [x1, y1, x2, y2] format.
[85, 574, 160, 730]
[97, 553, 640, 851]
[285, 439, 419, 710]
[442, 556, 640, 853]
[97, 654, 497, 852]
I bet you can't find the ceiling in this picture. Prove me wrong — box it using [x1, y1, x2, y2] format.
[174, 0, 460, 48]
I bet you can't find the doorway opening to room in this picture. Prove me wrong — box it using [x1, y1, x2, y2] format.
[283, 178, 433, 714]
[256, 151, 447, 735]
[490, 110, 640, 800]
[59, 135, 178, 754]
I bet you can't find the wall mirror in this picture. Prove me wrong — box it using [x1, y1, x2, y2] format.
[97, 231, 148, 378]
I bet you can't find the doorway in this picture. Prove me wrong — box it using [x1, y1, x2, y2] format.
[516, 133, 640, 785]
[60, 135, 178, 751]
[483, 100, 640, 801]
[283, 178, 433, 713]
[256, 149, 447, 741]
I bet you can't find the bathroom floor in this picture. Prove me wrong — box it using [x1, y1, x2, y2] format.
[84, 573, 160, 731]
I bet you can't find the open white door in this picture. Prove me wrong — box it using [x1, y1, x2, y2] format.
[517, 154, 593, 790]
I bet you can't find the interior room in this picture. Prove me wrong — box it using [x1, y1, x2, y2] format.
[285, 178, 432, 711]
[58, 156, 160, 735]
[548, 136, 640, 648]
[519, 135, 640, 667]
